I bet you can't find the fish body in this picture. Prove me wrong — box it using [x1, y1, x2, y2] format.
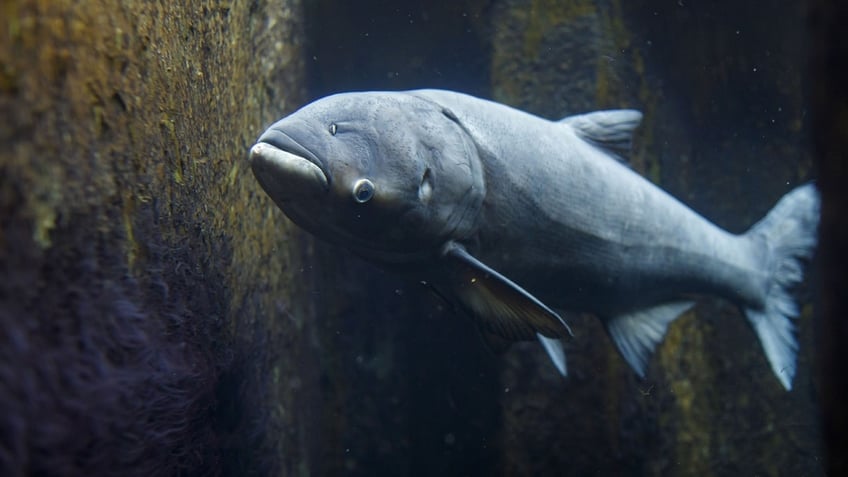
[249, 89, 819, 389]
[426, 90, 759, 313]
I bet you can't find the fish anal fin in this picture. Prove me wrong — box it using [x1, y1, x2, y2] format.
[440, 241, 573, 341]
[606, 301, 694, 377]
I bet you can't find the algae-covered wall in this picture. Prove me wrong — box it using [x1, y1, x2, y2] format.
[0, 1, 316, 475]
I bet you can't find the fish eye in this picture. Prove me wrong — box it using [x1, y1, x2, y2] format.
[329, 123, 338, 136]
[352, 178, 375, 203]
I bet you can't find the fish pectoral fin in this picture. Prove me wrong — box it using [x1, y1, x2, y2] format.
[605, 301, 695, 377]
[478, 330, 514, 354]
[440, 241, 573, 341]
[560, 109, 643, 160]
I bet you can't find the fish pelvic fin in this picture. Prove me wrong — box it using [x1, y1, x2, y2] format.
[537, 333, 567, 376]
[743, 183, 820, 390]
[439, 241, 573, 341]
[477, 330, 568, 377]
[606, 301, 695, 377]
[561, 109, 643, 159]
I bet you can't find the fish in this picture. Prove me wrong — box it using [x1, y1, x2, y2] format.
[248, 89, 819, 390]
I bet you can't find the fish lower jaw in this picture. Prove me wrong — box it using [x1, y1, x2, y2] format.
[249, 142, 328, 199]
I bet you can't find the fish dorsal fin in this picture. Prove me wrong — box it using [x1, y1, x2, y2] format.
[537, 333, 567, 376]
[439, 241, 573, 341]
[605, 301, 694, 377]
[561, 110, 643, 158]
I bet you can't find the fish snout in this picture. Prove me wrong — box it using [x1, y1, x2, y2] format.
[249, 142, 328, 201]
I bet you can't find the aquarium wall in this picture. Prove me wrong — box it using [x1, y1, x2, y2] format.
[0, 0, 839, 476]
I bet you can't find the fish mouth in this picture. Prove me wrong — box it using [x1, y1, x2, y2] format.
[249, 128, 329, 201]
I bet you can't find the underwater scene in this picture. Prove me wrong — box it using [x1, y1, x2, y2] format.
[1, 0, 846, 476]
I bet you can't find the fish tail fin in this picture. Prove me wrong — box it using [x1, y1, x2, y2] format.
[743, 183, 820, 390]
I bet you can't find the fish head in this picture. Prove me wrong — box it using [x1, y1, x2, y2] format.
[249, 91, 485, 262]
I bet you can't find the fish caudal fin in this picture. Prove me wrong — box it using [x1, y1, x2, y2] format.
[744, 184, 820, 390]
